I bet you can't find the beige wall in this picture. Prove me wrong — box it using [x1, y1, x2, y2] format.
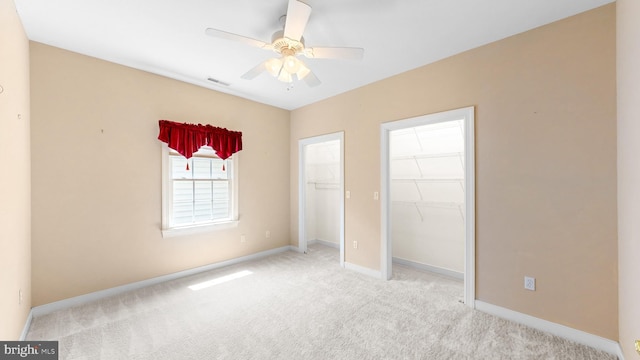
[617, 0, 640, 357]
[0, 0, 31, 339]
[30, 43, 290, 306]
[21, 1, 621, 346]
[290, 5, 617, 340]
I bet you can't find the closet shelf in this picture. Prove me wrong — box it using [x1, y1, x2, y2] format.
[392, 178, 463, 183]
[393, 200, 462, 208]
[392, 179, 464, 203]
[391, 152, 463, 161]
[392, 200, 465, 222]
[307, 181, 340, 189]
[306, 161, 340, 166]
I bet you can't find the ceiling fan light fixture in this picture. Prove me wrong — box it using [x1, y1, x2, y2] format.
[278, 69, 293, 83]
[283, 55, 301, 74]
[206, 0, 365, 89]
[265, 58, 283, 77]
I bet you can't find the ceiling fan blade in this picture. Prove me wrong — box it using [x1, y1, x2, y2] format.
[283, 0, 311, 41]
[305, 47, 364, 60]
[302, 70, 321, 87]
[241, 61, 268, 80]
[205, 28, 272, 50]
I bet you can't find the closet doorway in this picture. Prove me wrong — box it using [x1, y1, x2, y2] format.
[298, 132, 345, 266]
[380, 107, 475, 307]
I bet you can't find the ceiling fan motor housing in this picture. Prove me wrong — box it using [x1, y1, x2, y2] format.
[271, 30, 305, 55]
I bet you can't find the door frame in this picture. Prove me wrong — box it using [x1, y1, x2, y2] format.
[298, 132, 345, 266]
[380, 106, 475, 307]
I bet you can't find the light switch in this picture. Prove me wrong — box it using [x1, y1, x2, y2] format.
[346, 190, 351, 199]
[374, 191, 379, 200]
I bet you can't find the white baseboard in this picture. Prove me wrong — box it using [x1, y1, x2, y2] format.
[308, 239, 340, 249]
[289, 245, 305, 253]
[344, 262, 383, 279]
[31, 245, 293, 318]
[20, 309, 33, 340]
[392, 257, 464, 280]
[475, 301, 624, 359]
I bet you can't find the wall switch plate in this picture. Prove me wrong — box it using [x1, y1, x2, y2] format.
[346, 190, 351, 199]
[353, 241, 358, 249]
[265, 230, 270, 238]
[374, 191, 379, 200]
[240, 234, 246, 243]
[19, 289, 22, 305]
[524, 276, 535, 291]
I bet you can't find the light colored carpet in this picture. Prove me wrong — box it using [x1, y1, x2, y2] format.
[27, 244, 615, 360]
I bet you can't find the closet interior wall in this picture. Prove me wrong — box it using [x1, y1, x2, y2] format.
[390, 120, 465, 276]
[305, 140, 341, 247]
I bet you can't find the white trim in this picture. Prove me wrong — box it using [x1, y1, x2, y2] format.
[161, 220, 239, 238]
[288, 245, 305, 253]
[32, 246, 292, 317]
[381, 127, 392, 280]
[20, 310, 33, 340]
[380, 106, 475, 308]
[464, 107, 476, 308]
[161, 143, 170, 230]
[475, 301, 624, 359]
[344, 262, 383, 279]
[161, 144, 239, 236]
[392, 257, 464, 280]
[298, 132, 345, 266]
[308, 239, 340, 249]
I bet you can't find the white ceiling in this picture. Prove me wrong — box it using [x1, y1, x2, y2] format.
[15, 0, 614, 110]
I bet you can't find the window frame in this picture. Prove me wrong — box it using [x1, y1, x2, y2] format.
[161, 144, 239, 238]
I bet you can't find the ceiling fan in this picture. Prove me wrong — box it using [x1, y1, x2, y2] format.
[205, 0, 364, 87]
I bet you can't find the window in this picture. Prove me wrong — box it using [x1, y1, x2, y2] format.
[162, 145, 238, 237]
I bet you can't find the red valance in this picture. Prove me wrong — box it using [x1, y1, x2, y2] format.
[157, 120, 243, 160]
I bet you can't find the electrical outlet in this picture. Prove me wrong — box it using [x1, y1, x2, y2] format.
[353, 241, 358, 249]
[240, 234, 246, 243]
[524, 276, 535, 291]
[265, 230, 270, 238]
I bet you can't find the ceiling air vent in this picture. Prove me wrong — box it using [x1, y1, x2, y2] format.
[207, 77, 230, 87]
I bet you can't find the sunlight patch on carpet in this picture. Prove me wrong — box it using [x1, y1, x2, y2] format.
[188, 270, 253, 291]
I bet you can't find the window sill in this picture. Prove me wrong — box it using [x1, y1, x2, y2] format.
[161, 220, 239, 238]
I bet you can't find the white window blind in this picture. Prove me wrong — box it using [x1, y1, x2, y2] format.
[162, 146, 237, 235]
